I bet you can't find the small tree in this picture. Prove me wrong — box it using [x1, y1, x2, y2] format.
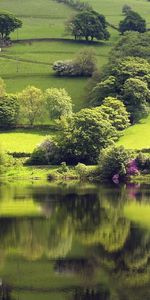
[66, 10, 110, 41]
[73, 48, 96, 76]
[100, 97, 130, 130]
[0, 13, 22, 40]
[119, 11, 146, 34]
[60, 108, 119, 164]
[0, 94, 19, 128]
[19, 86, 44, 125]
[45, 88, 72, 120]
[123, 78, 150, 122]
[0, 146, 6, 174]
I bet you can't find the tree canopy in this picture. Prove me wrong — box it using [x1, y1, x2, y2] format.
[66, 10, 110, 41]
[119, 11, 146, 34]
[0, 13, 22, 40]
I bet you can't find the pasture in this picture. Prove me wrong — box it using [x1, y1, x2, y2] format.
[0, 129, 56, 153]
[117, 116, 150, 150]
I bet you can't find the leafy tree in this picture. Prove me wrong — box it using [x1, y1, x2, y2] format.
[0, 94, 19, 128]
[110, 31, 150, 63]
[100, 97, 130, 130]
[45, 88, 72, 119]
[0, 13, 22, 40]
[19, 86, 44, 125]
[110, 57, 150, 88]
[60, 108, 119, 164]
[66, 10, 110, 41]
[99, 146, 133, 180]
[123, 78, 150, 122]
[90, 76, 117, 105]
[119, 11, 146, 34]
[0, 78, 6, 97]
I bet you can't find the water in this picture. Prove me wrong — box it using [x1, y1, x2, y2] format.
[0, 180, 150, 300]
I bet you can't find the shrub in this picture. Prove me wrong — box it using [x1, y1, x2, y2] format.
[0, 94, 19, 128]
[136, 152, 150, 171]
[53, 49, 96, 77]
[99, 146, 133, 181]
[28, 138, 59, 165]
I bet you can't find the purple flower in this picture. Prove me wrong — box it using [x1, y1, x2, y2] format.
[127, 159, 139, 175]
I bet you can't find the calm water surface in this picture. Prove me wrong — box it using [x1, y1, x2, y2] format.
[0, 181, 150, 300]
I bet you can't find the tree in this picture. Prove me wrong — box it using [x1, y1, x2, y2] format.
[0, 94, 19, 128]
[45, 88, 72, 119]
[119, 11, 146, 34]
[60, 108, 119, 164]
[100, 97, 130, 130]
[19, 86, 44, 125]
[66, 10, 110, 41]
[0, 13, 22, 40]
[123, 78, 150, 122]
[90, 76, 117, 105]
[109, 31, 150, 64]
[71, 48, 96, 76]
[0, 78, 6, 98]
[111, 57, 150, 88]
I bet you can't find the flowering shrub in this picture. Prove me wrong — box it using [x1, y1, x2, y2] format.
[127, 159, 139, 176]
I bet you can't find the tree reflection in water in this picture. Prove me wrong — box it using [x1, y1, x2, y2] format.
[0, 182, 150, 299]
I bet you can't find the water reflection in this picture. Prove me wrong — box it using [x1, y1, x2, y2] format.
[0, 181, 150, 299]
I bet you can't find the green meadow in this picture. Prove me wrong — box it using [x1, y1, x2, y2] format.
[117, 116, 150, 150]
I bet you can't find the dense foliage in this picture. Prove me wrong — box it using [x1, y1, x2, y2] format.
[0, 94, 19, 128]
[45, 88, 72, 119]
[0, 13, 22, 40]
[99, 146, 133, 181]
[90, 57, 150, 122]
[53, 49, 96, 77]
[119, 11, 146, 34]
[66, 10, 110, 41]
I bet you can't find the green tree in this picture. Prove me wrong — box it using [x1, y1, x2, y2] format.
[0, 147, 6, 174]
[90, 76, 117, 105]
[66, 10, 110, 41]
[0, 94, 19, 128]
[123, 78, 150, 122]
[110, 32, 150, 63]
[119, 11, 146, 34]
[45, 88, 72, 119]
[100, 97, 130, 130]
[60, 108, 119, 164]
[19, 86, 44, 125]
[0, 13, 22, 40]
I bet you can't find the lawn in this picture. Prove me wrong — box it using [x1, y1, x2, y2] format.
[0, 129, 55, 153]
[117, 116, 150, 150]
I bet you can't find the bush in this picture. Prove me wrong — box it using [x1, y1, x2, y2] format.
[28, 138, 59, 165]
[99, 146, 133, 181]
[53, 49, 96, 77]
[0, 94, 19, 128]
[75, 163, 99, 179]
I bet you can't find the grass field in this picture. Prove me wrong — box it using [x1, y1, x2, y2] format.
[117, 116, 150, 149]
[0, 129, 56, 153]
